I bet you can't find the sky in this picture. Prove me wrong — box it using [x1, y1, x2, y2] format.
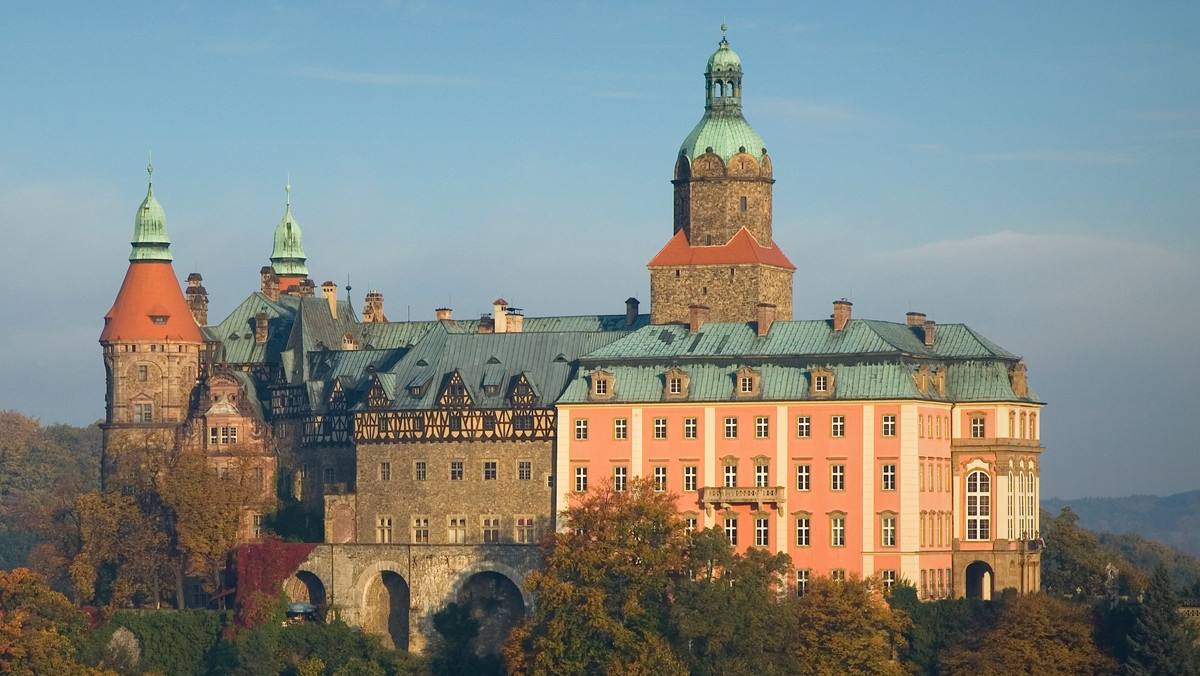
[1, 1, 1198, 500]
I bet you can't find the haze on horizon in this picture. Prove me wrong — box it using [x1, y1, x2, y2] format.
[1, 1, 1197, 500]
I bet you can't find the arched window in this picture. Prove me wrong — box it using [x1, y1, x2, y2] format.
[966, 470, 991, 541]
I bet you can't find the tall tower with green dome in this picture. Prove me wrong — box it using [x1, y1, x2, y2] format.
[648, 27, 795, 325]
[269, 181, 309, 292]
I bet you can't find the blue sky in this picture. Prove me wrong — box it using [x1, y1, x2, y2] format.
[1, 1, 1198, 499]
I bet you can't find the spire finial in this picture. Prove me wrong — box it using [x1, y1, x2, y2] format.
[285, 173, 291, 207]
[721, 18, 727, 42]
[147, 151, 153, 186]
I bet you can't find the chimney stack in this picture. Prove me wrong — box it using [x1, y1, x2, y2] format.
[478, 314, 495, 334]
[923, 320, 936, 346]
[362, 291, 388, 323]
[185, 273, 208, 326]
[832, 299, 852, 332]
[493, 298, 508, 333]
[435, 308, 453, 322]
[625, 297, 640, 327]
[322, 281, 338, 319]
[506, 308, 524, 333]
[294, 278, 315, 298]
[688, 304, 709, 333]
[906, 311, 926, 326]
[756, 303, 776, 337]
[254, 312, 269, 344]
[260, 266, 280, 302]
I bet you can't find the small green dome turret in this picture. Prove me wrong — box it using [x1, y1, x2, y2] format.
[679, 25, 766, 163]
[130, 160, 173, 262]
[270, 181, 309, 278]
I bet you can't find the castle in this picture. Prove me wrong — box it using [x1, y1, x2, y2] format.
[100, 31, 1043, 653]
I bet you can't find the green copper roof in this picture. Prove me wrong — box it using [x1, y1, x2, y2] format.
[130, 162, 172, 262]
[680, 32, 766, 162]
[270, 182, 308, 277]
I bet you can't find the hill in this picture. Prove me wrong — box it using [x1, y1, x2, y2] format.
[1044, 491, 1200, 558]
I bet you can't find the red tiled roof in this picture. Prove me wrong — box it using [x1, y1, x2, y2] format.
[646, 228, 796, 270]
[100, 262, 203, 343]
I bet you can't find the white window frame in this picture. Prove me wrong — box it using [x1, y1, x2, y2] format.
[881, 464, 896, 491]
[831, 464, 845, 491]
[575, 418, 588, 440]
[831, 415, 845, 437]
[796, 464, 810, 491]
[796, 415, 810, 438]
[724, 416, 738, 439]
[966, 470, 991, 540]
[755, 416, 770, 439]
[574, 466, 588, 493]
[881, 414, 896, 437]
[683, 465, 697, 492]
[653, 466, 667, 492]
[683, 417, 698, 439]
[613, 466, 628, 492]
[795, 516, 810, 547]
[654, 417, 667, 439]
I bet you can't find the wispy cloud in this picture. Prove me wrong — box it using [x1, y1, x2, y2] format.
[294, 67, 475, 87]
[755, 97, 883, 125]
[981, 151, 1133, 164]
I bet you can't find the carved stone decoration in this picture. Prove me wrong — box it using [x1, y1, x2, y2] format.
[1009, 362, 1029, 398]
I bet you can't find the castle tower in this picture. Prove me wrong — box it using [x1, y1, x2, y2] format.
[269, 181, 309, 294]
[100, 162, 204, 483]
[648, 27, 795, 325]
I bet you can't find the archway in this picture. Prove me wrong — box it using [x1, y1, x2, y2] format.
[965, 561, 994, 600]
[363, 571, 410, 650]
[455, 571, 525, 656]
[283, 571, 327, 607]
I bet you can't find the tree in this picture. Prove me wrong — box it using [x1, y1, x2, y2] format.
[889, 584, 994, 675]
[1124, 565, 1199, 676]
[0, 568, 117, 676]
[939, 592, 1117, 676]
[780, 575, 910, 676]
[1042, 507, 1111, 597]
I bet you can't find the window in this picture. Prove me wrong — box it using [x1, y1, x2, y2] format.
[614, 466, 627, 492]
[970, 415, 986, 439]
[138, 365, 148, 382]
[937, 416, 943, 439]
[484, 461, 497, 481]
[380, 462, 391, 481]
[724, 417, 738, 439]
[323, 467, 335, 485]
[1029, 413, 1037, 439]
[740, 376, 754, 393]
[831, 515, 846, 546]
[208, 427, 218, 445]
[739, 195, 747, 211]
[654, 417, 667, 439]
[921, 570, 928, 598]
[831, 465, 845, 491]
[831, 569, 846, 582]
[796, 416, 811, 438]
[518, 461, 532, 481]
[683, 417, 698, 439]
[595, 378, 607, 395]
[513, 414, 533, 431]
[966, 470, 991, 540]
[653, 466, 667, 492]
[796, 464, 810, 491]
[575, 419, 588, 440]
[795, 516, 810, 546]
[881, 464, 896, 491]
[814, 375, 827, 392]
[412, 517, 429, 544]
[796, 569, 809, 596]
[134, 403, 153, 422]
[755, 518, 769, 547]
[756, 416, 770, 439]
[684, 517, 698, 533]
[483, 414, 495, 431]
[516, 517, 535, 543]
[918, 416, 924, 438]
[683, 466, 697, 492]
[614, 418, 627, 440]
[448, 517, 467, 544]
[414, 461, 427, 481]
[377, 516, 393, 543]
[881, 414, 896, 437]
[450, 461, 464, 481]
[724, 517, 738, 545]
[881, 570, 897, 591]
[724, 463, 737, 488]
[254, 467, 264, 491]
[483, 517, 500, 543]
[574, 466, 588, 492]
[669, 377, 682, 394]
[252, 514, 264, 538]
[881, 515, 896, 547]
[1020, 411, 1027, 439]
[449, 415, 461, 431]
[755, 463, 769, 487]
[831, 415, 845, 437]
[937, 568, 945, 597]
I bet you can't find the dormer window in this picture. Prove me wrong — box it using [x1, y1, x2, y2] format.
[815, 376, 827, 392]
[149, 315, 168, 325]
[734, 367, 760, 398]
[669, 378, 682, 394]
[595, 379, 607, 395]
[590, 370, 615, 400]
[663, 368, 690, 399]
[809, 368, 835, 398]
[484, 384, 499, 396]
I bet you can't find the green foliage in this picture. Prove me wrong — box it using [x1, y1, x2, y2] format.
[783, 576, 910, 676]
[1042, 507, 1115, 596]
[79, 609, 231, 676]
[0, 568, 114, 676]
[429, 602, 501, 676]
[1124, 565, 1199, 676]
[265, 500, 324, 543]
[1097, 531, 1200, 594]
[890, 584, 995, 675]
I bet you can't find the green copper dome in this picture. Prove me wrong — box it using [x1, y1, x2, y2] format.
[679, 31, 766, 162]
[130, 162, 172, 262]
[270, 182, 308, 277]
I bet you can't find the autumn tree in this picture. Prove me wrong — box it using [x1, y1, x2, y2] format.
[1042, 507, 1112, 597]
[1124, 565, 1200, 676]
[0, 568, 117, 676]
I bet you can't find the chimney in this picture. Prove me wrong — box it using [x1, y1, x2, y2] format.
[341, 332, 358, 351]
[363, 291, 388, 323]
[260, 266, 279, 302]
[185, 273, 208, 326]
[625, 297, 640, 327]
[435, 308, 453, 321]
[296, 279, 316, 298]
[254, 312, 269, 344]
[756, 303, 776, 337]
[906, 311, 926, 327]
[478, 314, 495, 334]
[322, 281, 338, 319]
[506, 308, 524, 333]
[923, 320, 936, 346]
[688, 304, 709, 333]
[493, 298, 508, 333]
[832, 299, 852, 332]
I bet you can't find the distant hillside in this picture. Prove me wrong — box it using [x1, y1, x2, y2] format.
[1044, 491, 1200, 557]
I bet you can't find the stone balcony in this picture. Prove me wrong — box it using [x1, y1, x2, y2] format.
[700, 486, 786, 514]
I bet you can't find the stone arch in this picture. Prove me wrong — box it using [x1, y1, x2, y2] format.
[760, 153, 773, 177]
[674, 154, 692, 181]
[449, 561, 531, 612]
[726, 151, 760, 178]
[691, 153, 726, 178]
[965, 561, 994, 600]
[282, 569, 327, 607]
[449, 565, 528, 658]
[356, 561, 411, 650]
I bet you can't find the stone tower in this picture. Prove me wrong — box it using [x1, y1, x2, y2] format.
[270, 181, 309, 294]
[648, 28, 795, 325]
[100, 162, 204, 484]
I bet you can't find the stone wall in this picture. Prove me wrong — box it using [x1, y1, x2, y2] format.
[649, 263, 793, 325]
[673, 151, 774, 248]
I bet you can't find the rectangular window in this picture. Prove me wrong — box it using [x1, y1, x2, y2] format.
[814, 375, 827, 392]
[881, 414, 896, 437]
[654, 417, 667, 439]
[740, 376, 754, 393]
[138, 365, 148, 381]
[518, 461, 532, 481]
[755, 464, 769, 487]
[831, 516, 845, 546]
[450, 461, 464, 481]
[831, 464, 845, 491]
[755, 416, 770, 439]
[512, 414, 533, 431]
[669, 377, 682, 394]
[881, 464, 896, 491]
[724, 517, 738, 546]
[614, 418, 627, 440]
[252, 514, 264, 538]
[796, 464, 810, 491]
[380, 462, 391, 481]
[755, 518, 769, 547]
[831, 569, 846, 582]
[134, 403, 153, 422]
[414, 461, 427, 481]
[377, 516, 393, 543]
[739, 195, 748, 211]
[683, 466, 697, 492]
[831, 415, 845, 437]
[448, 517, 467, 544]
[209, 427, 218, 445]
[574, 466, 588, 492]
[516, 517, 535, 544]
[881, 516, 896, 547]
[937, 416, 943, 439]
[653, 466, 667, 492]
[796, 569, 809, 596]
[483, 414, 495, 431]
[483, 461, 497, 481]
[575, 419, 588, 440]
[412, 517, 429, 544]
[795, 517, 810, 546]
[970, 416, 985, 439]
[683, 417, 698, 439]
[228, 426, 238, 444]
[882, 570, 897, 591]
[918, 415, 924, 438]
[254, 467, 264, 492]
[724, 416, 738, 439]
[323, 467, 335, 485]
[595, 379, 607, 395]
[921, 570, 928, 599]
[684, 517, 697, 533]
[483, 517, 500, 544]
[724, 464, 737, 488]
[796, 416, 811, 438]
[449, 415, 462, 431]
[614, 466, 627, 492]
